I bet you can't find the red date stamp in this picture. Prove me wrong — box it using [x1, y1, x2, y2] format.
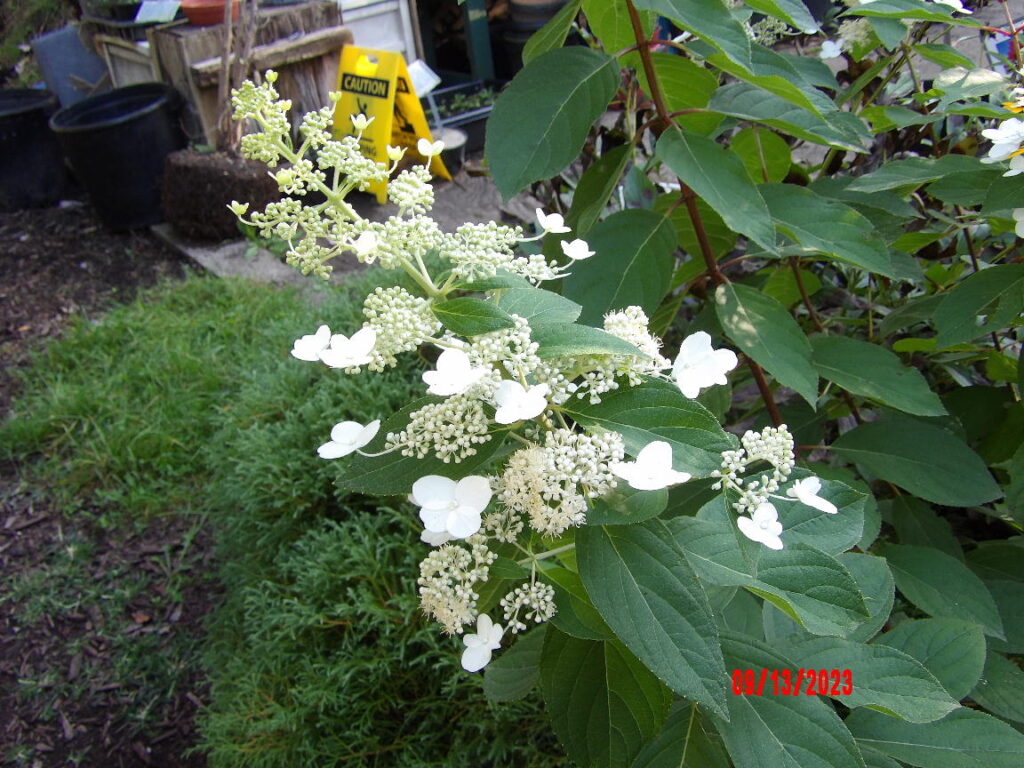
[731, 668, 852, 696]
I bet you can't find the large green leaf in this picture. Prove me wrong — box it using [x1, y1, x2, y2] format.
[744, 0, 818, 32]
[633, 0, 752, 69]
[759, 470, 866, 555]
[583, 0, 655, 63]
[561, 377, 736, 478]
[780, 636, 958, 722]
[483, 623, 546, 702]
[495, 286, 582, 326]
[831, 419, 1001, 507]
[714, 282, 818, 407]
[521, 0, 582, 65]
[843, 0, 980, 25]
[539, 563, 613, 641]
[563, 209, 678, 326]
[566, 145, 631, 237]
[715, 632, 866, 768]
[532, 322, 644, 359]
[809, 335, 946, 416]
[847, 708, 1024, 768]
[841, 553, 895, 643]
[432, 296, 515, 335]
[966, 542, 1024, 582]
[657, 128, 777, 253]
[640, 52, 723, 135]
[577, 521, 729, 717]
[762, 185, 896, 276]
[932, 264, 1024, 349]
[540, 631, 671, 768]
[969, 651, 1024, 724]
[587, 484, 668, 526]
[881, 544, 1004, 639]
[707, 45, 837, 118]
[709, 82, 870, 152]
[486, 47, 619, 199]
[335, 397, 506, 494]
[987, 579, 1024, 654]
[845, 155, 985, 193]
[632, 701, 731, 768]
[654, 194, 737, 262]
[873, 618, 986, 700]
[889, 497, 963, 559]
[732, 127, 792, 183]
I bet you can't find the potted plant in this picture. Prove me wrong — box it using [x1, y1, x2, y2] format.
[421, 81, 495, 153]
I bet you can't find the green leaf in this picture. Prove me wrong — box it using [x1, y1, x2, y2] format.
[483, 623, 546, 702]
[762, 266, 821, 309]
[762, 184, 897, 276]
[715, 632, 866, 768]
[913, 43, 975, 70]
[846, 155, 986, 193]
[847, 708, 1024, 768]
[987, 579, 1024, 654]
[587, 484, 669, 526]
[882, 544, 1004, 639]
[732, 127, 791, 183]
[781, 636, 958, 722]
[714, 282, 818, 407]
[926, 168, 1003, 207]
[708, 44, 838, 117]
[844, 0, 979, 24]
[878, 295, 944, 337]
[890, 497, 963, 559]
[873, 618, 986, 700]
[532, 322, 644, 359]
[831, 420, 1001, 507]
[566, 144, 631, 237]
[584, 0, 655, 63]
[966, 542, 1024, 582]
[458, 272, 534, 292]
[869, 16, 909, 49]
[654, 194, 737, 262]
[861, 105, 942, 133]
[495, 287, 582, 326]
[632, 701, 731, 768]
[561, 377, 736, 478]
[765, 470, 867, 555]
[932, 264, 1024, 349]
[577, 521, 729, 717]
[640, 52, 723, 135]
[657, 128, 777, 253]
[486, 47, 619, 199]
[336, 398, 506, 494]
[633, 0, 752, 69]
[709, 82, 870, 152]
[431, 296, 515, 335]
[540, 631, 671, 768]
[521, 0, 582, 65]
[563, 209, 678, 326]
[931, 67, 1007, 109]
[809, 335, 946, 416]
[970, 651, 1024, 724]
[841, 553, 895, 643]
[539, 563, 614, 641]
[744, 0, 818, 32]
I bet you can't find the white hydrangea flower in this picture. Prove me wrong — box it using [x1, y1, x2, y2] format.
[536, 208, 571, 234]
[671, 331, 739, 398]
[1013, 209, 1024, 238]
[1004, 155, 1024, 177]
[386, 144, 406, 163]
[737, 502, 784, 550]
[981, 118, 1024, 163]
[819, 40, 843, 59]
[420, 529, 453, 547]
[418, 537, 495, 634]
[351, 231, 378, 261]
[560, 238, 595, 261]
[423, 348, 488, 396]
[417, 137, 445, 157]
[493, 380, 550, 424]
[318, 327, 376, 369]
[291, 324, 331, 361]
[713, 425, 796, 516]
[611, 441, 692, 491]
[786, 476, 838, 514]
[412, 475, 492, 540]
[350, 113, 373, 131]
[316, 419, 380, 459]
[461, 613, 504, 672]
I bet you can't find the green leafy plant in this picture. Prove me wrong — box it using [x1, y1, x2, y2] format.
[229, 0, 1024, 763]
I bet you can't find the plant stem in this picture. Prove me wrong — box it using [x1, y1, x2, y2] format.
[790, 257, 826, 332]
[517, 543, 575, 566]
[747, 359, 784, 427]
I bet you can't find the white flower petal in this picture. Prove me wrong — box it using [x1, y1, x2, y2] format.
[461, 643, 492, 672]
[329, 420, 365, 445]
[447, 507, 482, 539]
[671, 332, 739, 399]
[412, 475, 457, 510]
[355, 419, 381, 449]
[291, 324, 331, 361]
[455, 476, 492, 511]
[536, 208, 571, 234]
[317, 440, 353, 459]
[560, 238, 595, 261]
[787, 477, 838, 515]
[420, 528, 452, 546]
[419, 506, 450, 533]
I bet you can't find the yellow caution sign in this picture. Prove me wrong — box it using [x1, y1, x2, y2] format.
[333, 46, 450, 203]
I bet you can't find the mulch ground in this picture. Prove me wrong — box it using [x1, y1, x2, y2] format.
[1, 202, 211, 767]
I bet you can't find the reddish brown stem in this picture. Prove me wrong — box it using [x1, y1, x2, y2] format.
[748, 358, 784, 427]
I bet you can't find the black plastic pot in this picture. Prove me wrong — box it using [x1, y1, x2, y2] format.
[50, 82, 186, 230]
[0, 89, 67, 212]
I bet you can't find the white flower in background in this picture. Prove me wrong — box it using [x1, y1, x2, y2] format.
[291, 324, 331, 361]
[535, 208, 571, 234]
[560, 238, 595, 261]
[420, 529, 453, 547]
[981, 118, 1024, 162]
[386, 144, 406, 162]
[423, 348, 488, 396]
[737, 502, 784, 550]
[350, 113, 373, 132]
[1013, 209, 1024, 238]
[493, 380, 549, 424]
[318, 326, 377, 369]
[412, 475, 492, 540]
[351, 231, 378, 259]
[786, 476, 838, 514]
[611, 441, 692, 491]
[461, 613, 504, 672]
[819, 40, 843, 60]
[1004, 155, 1024, 177]
[933, 0, 972, 13]
[671, 331, 739, 398]
[417, 137, 445, 157]
[316, 419, 380, 459]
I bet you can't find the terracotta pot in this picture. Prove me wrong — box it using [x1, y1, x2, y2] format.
[181, 0, 240, 27]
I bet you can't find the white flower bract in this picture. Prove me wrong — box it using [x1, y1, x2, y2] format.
[461, 613, 504, 672]
[671, 331, 739, 398]
[493, 380, 549, 424]
[786, 476, 838, 515]
[318, 326, 377, 369]
[1014, 208, 1024, 238]
[417, 137, 445, 157]
[412, 475, 492, 540]
[535, 208, 571, 234]
[291, 324, 331, 361]
[737, 502, 784, 550]
[981, 118, 1024, 163]
[611, 441, 692, 491]
[423, 348, 488, 396]
[316, 419, 380, 459]
[560, 238, 595, 261]
[819, 40, 843, 59]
